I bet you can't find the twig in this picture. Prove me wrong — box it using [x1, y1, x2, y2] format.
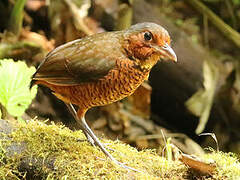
[224, 0, 237, 29]
[203, 14, 209, 49]
[186, 0, 240, 48]
[8, 0, 27, 37]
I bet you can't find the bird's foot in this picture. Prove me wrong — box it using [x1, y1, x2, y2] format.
[85, 137, 116, 152]
[89, 140, 117, 152]
[86, 136, 141, 172]
[78, 136, 140, 172]
[80, 116, 142, 172]
[76, 131, 95, 146]
[76, 137, 95, 146]
[110, 157, 142, 173]
[102, 143, 115, 152]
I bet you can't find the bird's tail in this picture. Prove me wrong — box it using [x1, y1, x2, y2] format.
[30, 79, 36, 89]
[30, 68, 39, 89]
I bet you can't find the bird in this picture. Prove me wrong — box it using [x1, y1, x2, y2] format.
[31, 22, 177, 171]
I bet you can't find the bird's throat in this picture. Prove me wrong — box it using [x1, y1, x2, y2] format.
[136, 53, 160, 72]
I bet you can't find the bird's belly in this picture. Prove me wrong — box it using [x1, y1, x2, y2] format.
[69, 68, 149, 108]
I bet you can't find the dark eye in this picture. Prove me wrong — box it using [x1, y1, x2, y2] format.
[144, 32, 152, 41]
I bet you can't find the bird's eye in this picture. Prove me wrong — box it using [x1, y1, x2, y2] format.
[144, 32, 152, 41]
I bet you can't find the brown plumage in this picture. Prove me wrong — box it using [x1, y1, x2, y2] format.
[31, 22, 177, 171]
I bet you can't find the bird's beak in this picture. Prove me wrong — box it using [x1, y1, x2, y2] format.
[152, 43, 177, 62]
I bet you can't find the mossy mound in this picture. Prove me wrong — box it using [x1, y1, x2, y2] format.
[203, 150, 240, 179]
[0, 120, 239, 179]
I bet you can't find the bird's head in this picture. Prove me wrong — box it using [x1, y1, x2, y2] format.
[122, 22, 177, 71]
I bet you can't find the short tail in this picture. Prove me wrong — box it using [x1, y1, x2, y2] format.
[30, 79, 36, 89]
[30, 68, 39, 89]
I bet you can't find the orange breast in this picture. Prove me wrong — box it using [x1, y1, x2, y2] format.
[40, 59, 150, 109]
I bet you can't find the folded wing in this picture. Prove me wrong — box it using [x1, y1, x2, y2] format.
[32, 35, 119, 86]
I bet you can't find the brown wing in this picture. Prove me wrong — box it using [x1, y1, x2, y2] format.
[32, 32, 123, 86]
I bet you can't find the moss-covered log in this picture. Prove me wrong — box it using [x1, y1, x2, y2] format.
[0, 119, 239, 179]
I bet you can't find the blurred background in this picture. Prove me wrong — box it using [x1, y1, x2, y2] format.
[1, 0, 240, 157]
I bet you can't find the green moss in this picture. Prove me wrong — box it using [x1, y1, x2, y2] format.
[203, 148, 240, 179]
[0, 120, 239, 179]
[0, 138, 23, 179]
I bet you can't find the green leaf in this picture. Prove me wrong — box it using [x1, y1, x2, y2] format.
[185, 60, 219, 134]
[0, 59, 37, 117]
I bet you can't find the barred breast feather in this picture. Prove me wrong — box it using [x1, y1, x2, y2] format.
[41, 58, 150, 109]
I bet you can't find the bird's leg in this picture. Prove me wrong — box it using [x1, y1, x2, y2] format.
[77, 109, 141, 172]
[65, 103, 115, 150]
[65, 103, 95, 146]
